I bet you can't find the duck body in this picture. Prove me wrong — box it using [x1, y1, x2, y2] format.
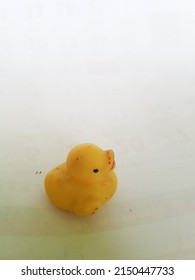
[44, 143, 117, 216]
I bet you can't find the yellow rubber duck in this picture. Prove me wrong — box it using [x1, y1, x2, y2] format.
[44, 143, 117, 216]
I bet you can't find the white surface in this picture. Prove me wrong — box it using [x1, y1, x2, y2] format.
[0, 0, 195, 259]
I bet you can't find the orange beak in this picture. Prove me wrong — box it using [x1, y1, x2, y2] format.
[105, 149, 116, 170]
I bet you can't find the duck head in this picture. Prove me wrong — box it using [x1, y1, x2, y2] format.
[66, 143, 116, 183]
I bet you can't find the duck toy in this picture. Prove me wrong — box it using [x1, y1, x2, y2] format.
[44, 143, 117, 216]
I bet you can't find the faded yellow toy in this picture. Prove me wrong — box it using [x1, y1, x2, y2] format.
[44, 143, 117, 216]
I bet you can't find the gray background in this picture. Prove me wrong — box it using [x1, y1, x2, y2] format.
[0, 0, 195, 259]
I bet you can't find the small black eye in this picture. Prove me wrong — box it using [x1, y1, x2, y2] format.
[93, 169, 99, 173]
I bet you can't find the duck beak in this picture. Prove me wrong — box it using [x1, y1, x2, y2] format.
[111, 160, 116, 169]
[105, 149, 116, 170]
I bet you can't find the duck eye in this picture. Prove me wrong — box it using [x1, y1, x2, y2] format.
[93, 169, 99, 173]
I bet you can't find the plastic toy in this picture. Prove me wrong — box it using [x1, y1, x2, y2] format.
[44, 143, 117, 216]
